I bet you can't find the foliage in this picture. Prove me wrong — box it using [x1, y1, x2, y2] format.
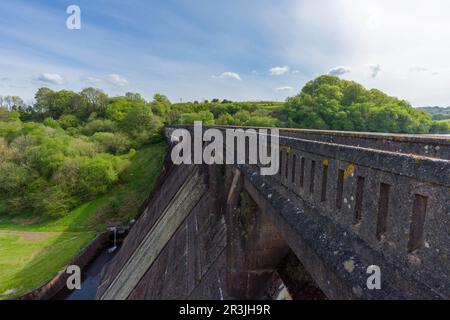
[417, 106, 450, 121]
[0, 76, 447, 219]
[0, 143, 166, 299]
[281, 75, 435, 133]
[429, 120, 450, 133]
[0, 89, 165, 218]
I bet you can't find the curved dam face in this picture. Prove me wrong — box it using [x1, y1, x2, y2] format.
[96, 159, 299, 300]
[97, 126, 450, 300]
[97, 163, 218, 299]
[96, 155, 315, 299]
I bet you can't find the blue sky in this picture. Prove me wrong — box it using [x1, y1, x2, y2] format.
[1, 0, 450, 106]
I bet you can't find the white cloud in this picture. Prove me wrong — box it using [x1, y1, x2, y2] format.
[81, 76, 102, 86]
[4, 0, 450, 106]
[269, 66, 290, 75]
[36, 73, 65, 85]
[219, 71, 241, 80]
[106, 73, 128, 86]
[275, 86, 294, 92]
[370, 64, 381, 78]
[292, 70, 300, 74]
[328, 66, 351, 76]
[292, 0, 450, 106]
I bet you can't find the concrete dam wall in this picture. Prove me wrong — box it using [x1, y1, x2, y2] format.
[96, 126, 450, 300]
[96, 159, 236, 299]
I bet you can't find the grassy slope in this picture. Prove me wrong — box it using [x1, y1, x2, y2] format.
[0, 231, 94, 299]
[0, 142, 166, 298]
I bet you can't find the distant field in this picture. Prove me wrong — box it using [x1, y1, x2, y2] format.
[0, 142, 166, 299]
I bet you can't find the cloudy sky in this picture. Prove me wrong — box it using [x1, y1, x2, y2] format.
[0, 0, 449, 106]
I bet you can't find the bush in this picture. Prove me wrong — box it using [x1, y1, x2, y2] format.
[52, 158, 81, 195]
[0, 118, 23, 142]
[32, 186, 73, 217]
[91, 132, 131, 154]
[58, 114, 81, 129]
[78, 156, 119, 197]
[430, 121, 450, 134]
[0, 162, 30, 194]
[25, 141, 67, 178]
[244, 116, 278, 127]
[216, 112, 234, 125]
[179, 111, 215, 125]
[282, 75, 433, 133]
[0, 88, 171, 218]
[70, 138, 100, 157]
[233, 111, 251, 125]
[0, 138, 12, 161]
[83, 119, 117, 136]
[43, 117, 62, 129]
[120, 105, 159, 133]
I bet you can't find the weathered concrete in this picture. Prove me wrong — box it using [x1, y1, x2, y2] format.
[209, 125, 450, 159]
[100, 168, 206, 300]
[97, 126, 449, 300]
[226, 169, 290, 299]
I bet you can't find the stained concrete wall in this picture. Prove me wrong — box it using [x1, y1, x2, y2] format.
[97, 160, 292, 300]
[97, 126, 449, 300]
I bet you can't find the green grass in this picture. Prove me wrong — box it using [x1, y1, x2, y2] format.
[0, 142, 167, 299]
[0, 231, 94, 299]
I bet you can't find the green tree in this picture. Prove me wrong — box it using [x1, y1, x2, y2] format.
[83, 119, 117, 136]
[244, 116, 278, 127]
[282, 75, 433, 133]
[106, 96, 138, 123]
[121, 104, 155, 133]
[0, 162, 30, 194]
[80, 87, 108, 117]
[179, 110, 215, 125]
[58, 114, 81, 129]
[91, 132, 131, 154]
[151, 94, 171, 118]
[216, 112, 234, 125]
[78, 156, 119, 197]
[43, 117, 62, 129]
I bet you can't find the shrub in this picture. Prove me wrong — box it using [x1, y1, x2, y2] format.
[43, 117, 62, 129]
[78, 156, 119, 197]
[91, 132, 131, 154]
[58, 114, 81, 129]
[0, 162, 30, 194]
[83, 119, 117, 136]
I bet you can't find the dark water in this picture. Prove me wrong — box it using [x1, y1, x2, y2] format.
[52, 247, 117, 300]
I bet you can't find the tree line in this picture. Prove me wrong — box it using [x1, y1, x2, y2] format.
[0, 75, 448, 218]
[0, 88, 164, 217]
[281, 76, 448, 134]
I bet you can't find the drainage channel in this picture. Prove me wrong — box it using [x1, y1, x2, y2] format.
[52, 245, 119, 300]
